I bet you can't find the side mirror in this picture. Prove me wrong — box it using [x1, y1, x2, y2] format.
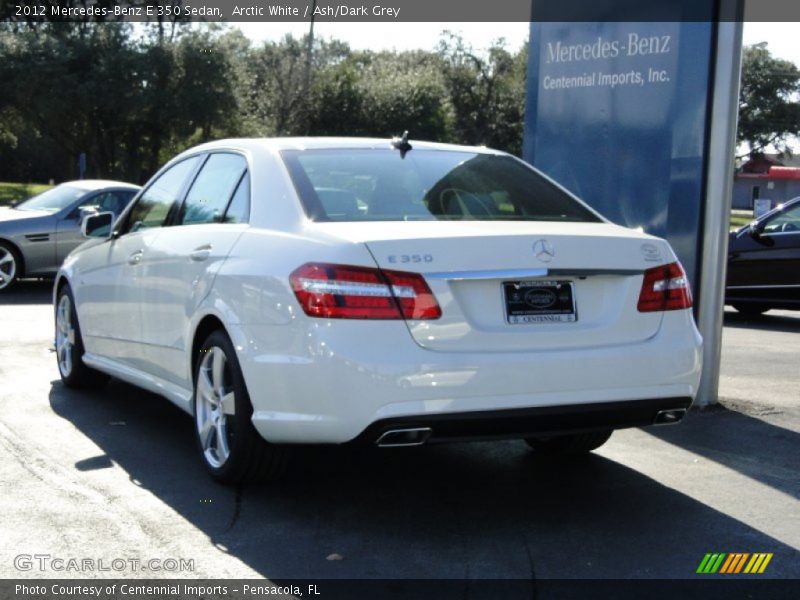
[81, 211, 114, 239]
[748, 220, 764, 238]
[748, 219, 775, 246]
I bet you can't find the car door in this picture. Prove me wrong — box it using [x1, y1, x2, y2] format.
[727, 200, 800, 303]
[76, 159, 202, 368]
[74, 229, 151, 365]
[55, 190, 137, 265]
[55, 195, 93, 266]
[137, 153, 251, 389]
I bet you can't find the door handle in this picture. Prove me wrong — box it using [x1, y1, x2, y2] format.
[127, 250, 143, 265]
[189, 244, 212, 262]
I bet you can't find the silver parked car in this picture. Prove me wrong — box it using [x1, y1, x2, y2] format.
[0, 180, 140, 291]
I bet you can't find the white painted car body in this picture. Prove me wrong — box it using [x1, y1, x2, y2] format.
[56, 138, 702, 445]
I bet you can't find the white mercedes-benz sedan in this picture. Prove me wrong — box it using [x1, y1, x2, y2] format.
[54, 137, 702, 483]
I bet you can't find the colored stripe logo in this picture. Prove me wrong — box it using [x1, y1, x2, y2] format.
[697, 553, 773, 574]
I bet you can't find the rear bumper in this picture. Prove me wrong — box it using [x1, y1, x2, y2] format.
[235, 310, 702, 444]
[350, 397, 692, 445]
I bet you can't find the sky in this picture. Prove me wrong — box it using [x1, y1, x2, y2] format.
[236, 22, 800, 66]
[742, 22, 800, 65]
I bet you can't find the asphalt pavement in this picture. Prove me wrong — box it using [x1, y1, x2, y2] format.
[0, 280, 798, 587]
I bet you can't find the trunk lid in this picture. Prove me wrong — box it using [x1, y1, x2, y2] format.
[309, 221, 672, 352]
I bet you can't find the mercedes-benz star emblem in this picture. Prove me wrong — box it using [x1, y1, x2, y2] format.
[532, 239, 555, 263]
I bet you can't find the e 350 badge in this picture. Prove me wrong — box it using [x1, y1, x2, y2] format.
[387, 254, 434, 265]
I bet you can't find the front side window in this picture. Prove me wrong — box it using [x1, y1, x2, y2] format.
[179, 153, 247, 225]
[122, 156, 201, 234]
[72, 191, 136, 219]
[281, 149, 601, 223]
[762, 201, 800, 234]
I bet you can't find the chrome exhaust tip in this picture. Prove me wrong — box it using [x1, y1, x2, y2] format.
[654, 408, 687, 425]
[376, 427, 432, 447]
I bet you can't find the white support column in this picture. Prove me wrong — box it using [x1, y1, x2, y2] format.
[695, 20, 744, 406]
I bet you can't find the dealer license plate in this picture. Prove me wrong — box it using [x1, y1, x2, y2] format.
[503, 280, 577, 324]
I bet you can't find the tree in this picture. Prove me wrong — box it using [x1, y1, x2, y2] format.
[0, 24, 533, 183]
[0, 23, 144, 180]
[437, 33, 527, 155]
[355, 51, 452, 141]
[306, 57, 365, 136]
[738, 45, 800, 159]
[305, 49, 452, 140]
[0, 22, 242, 182]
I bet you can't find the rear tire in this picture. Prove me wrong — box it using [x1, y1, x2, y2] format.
[55, 285, 110, 389]
[732, 303, 768, 316]
[193, 329, 288, 484]
[525, 430, 613, 455]
[0, 241, 21, 292]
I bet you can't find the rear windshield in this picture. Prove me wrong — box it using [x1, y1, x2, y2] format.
[281, 149, 601, 223]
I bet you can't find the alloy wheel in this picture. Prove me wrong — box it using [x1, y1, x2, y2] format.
[0, 247, 16, 290]
[195, 346, 237, 468]
[55, 294, 75, 377]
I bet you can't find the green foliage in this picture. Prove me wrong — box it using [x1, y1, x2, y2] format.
[0, 23, 529, 185]
[356, 51, 452, 140]
[0, 23, 240, 182]
[306, 50, 452, 140]
[729, 212, 753, 230]
[308, 59, 364, 136]
[0, 182, 52, 207]
[240, 35, 311, 136]
[437, 33, 527, 155]
[738, 45, 800, 159]
[6, 23, 800, 187]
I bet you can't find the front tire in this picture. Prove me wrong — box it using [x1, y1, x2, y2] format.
[0, 242, 21, 291]
[55, 285, 109, 389]
[525, 430, 613, 455]
[193, 330, 287, 484]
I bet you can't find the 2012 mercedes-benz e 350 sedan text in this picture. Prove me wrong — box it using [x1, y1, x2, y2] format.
[54, 137, 703, 483]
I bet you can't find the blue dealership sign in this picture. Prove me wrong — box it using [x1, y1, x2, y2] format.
[523, 8, 744, 405]
[523, 21, 714, 288]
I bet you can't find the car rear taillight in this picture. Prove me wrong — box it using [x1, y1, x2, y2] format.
[637, 262, 693, 312]
[290, 263, 441, 320]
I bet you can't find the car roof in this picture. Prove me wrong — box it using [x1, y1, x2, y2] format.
[180, 137, 506, 156]
[62, 179, 141, 191]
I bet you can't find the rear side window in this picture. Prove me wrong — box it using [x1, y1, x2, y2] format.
[179, 153, 248, 225]
[223, 172, 250, 224]
[281, 149, 601, 223]
[124, 156, 201, 233]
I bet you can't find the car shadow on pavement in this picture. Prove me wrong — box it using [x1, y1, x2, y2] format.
[49, 379, 800, 583]
[643, 406, 800, 501]
[0, 279, 52, 305]
[723, 309, 800, 334]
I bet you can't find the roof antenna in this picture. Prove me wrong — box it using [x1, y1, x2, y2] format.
[391, 131, 412, 158]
